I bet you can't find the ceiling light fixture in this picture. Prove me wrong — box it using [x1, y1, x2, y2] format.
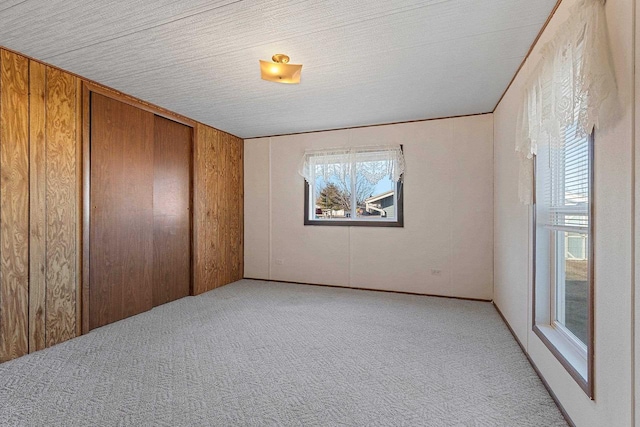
[260, 54, 302, 84]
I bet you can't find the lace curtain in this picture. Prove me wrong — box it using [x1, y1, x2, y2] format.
[299, 145, 405, 184]
[516, 0, 617, 204]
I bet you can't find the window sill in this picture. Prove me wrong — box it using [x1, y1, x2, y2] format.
[303, 219, 403, 227]
[533, 324, 591, 397]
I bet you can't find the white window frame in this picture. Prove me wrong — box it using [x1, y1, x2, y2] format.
[533, 133, 593, 398]
[550, 231, 588, 356]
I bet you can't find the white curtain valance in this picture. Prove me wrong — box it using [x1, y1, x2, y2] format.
[516, 0, 617, 204]
[298, 145, 405, 184]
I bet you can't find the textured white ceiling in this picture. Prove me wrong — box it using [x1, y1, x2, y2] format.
[0, 0, 556, 138]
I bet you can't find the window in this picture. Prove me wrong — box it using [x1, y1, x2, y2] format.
[534, 128, 593, 396]
[517, 0, 618, 398]
[300, 146, 404, 227]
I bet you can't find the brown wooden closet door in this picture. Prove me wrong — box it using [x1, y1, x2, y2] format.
[89, 93, 154, 330]
[152, 116, 191, 306]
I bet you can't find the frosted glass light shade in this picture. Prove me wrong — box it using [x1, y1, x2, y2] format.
[259, 60, 302, 84]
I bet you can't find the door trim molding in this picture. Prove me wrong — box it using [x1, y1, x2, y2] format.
[83, 81, 196, 128]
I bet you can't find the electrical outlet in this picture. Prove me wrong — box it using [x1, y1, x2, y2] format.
[431, 269, 442, 276]
[275, 258, 284, 265]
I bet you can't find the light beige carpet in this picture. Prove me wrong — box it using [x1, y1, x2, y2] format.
[0, 279, 566, 426]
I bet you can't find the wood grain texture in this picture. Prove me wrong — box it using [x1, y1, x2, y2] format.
[82, 81, 196, 128]
[152, 115, 191, 306]
[0, 45, 244, 359]
[193, 123, 216, 295]
[0, 50, 30, 362]
[231, 134, 243, 282]
[238, 136, 244, 281]
[217, 130, 228, 287]
[44, 66, 78, 347]
[192, 124, 202, 294]
[193, 124, 243, 295]
[75, 77, 83, 337]
[28, 60, 47, 352]
[89, 93, 154, 330]
[227, 133, 235, 284]
[81, 84, 90, 335]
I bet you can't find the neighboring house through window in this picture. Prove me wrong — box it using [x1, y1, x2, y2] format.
[300, 145, 404, 227]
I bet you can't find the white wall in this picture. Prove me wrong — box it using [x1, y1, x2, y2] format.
[494, 0, 635, 425]
[245, 114, 494, 300]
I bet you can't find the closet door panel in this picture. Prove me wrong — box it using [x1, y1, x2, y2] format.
[153, 115, 191, 306]
[89, 93, 154, 330]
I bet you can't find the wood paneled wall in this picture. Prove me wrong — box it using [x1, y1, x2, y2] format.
[0, 50, 30, 362]
[0, 47, 243, 362]
[193, 124, 243, 295]
[31, 63, 82, 351]
[0, 50, 81, 363]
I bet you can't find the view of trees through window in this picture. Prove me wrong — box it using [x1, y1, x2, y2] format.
[312, 164, 396, 220]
